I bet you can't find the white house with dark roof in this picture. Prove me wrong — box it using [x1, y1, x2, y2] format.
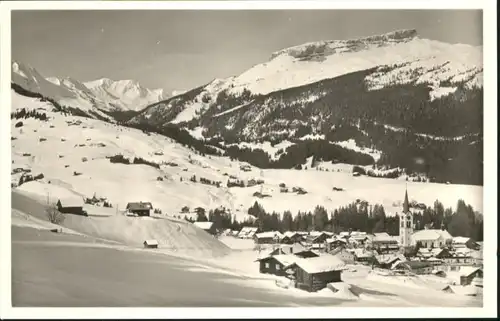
[411, 229, 453, 248]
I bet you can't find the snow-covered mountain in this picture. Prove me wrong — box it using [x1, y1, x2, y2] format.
[129, 29, 483, 186]
[11, 61, 167, 117]
[131, 29, 482, 127]
[84, 78, 168, 112]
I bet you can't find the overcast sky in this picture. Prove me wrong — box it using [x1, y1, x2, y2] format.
[12, 10, 482, 93]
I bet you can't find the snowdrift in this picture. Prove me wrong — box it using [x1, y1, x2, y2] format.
[61, 214, 231, 258]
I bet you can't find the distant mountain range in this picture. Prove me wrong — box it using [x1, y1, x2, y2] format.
[11, 61, 169, 116]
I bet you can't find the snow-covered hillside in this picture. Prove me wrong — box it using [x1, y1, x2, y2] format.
[11, 91, 483, 220]
[11, 61, 167, 115]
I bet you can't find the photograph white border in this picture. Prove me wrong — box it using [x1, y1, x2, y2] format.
[0, 0, 497, 319]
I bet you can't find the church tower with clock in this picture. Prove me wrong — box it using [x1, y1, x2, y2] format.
[399, 189, 413, 247]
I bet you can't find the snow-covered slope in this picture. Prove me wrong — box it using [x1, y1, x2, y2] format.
[11, 90, 483, 220]
[84, 78, 168, 111]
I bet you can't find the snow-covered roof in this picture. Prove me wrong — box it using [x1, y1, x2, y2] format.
[458, 266, 482, 277]
[258, 254, 298, 267]
[283, 231, 300, 238]
[418, 248, 447, 257]
[126, 202, 153, 211]
[255, 231, 283, 239]
[452, 236, 472, 244]
[144, 239, 158, 245]
[372, 232, 398, 243]
[353, 249, 374, 258]
[290, 255, 346, 274]
[57, 196, 85, 207]
[193, 221, 214, 230]
[326, 238, 346, 244]
[412, 229, 452, 241]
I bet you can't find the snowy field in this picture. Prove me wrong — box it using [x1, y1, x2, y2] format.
[11, 90, 483, 222]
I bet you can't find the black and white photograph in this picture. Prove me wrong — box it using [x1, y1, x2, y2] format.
[0, 0, 497, 318]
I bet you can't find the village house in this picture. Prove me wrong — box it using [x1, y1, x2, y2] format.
[370, 232, 399, 253]
[237, 226, 258, 239]
[392, 260, 433, 275]
[447, 267, 483, 286]
[351, 249, 376, 264]
[331, 247, 355, 264]
[280, 231, 305, 244]
[325, 238, 347, 252]
[56, 197, 86, 216]
[263, 243, 320, 260]
[256, 254, 298, 277]
[411, 228, 453, 248]
[126, 202, 153, 216]
[254, 231, 283, 245]
[306, 231, 330, 245]
[452, 237, 481, 250]
[417, 247, 453, 260]
[193, 221, 217, 235]
[286, 255, 346, 292]
[375, 253, 406, 269]
[349, 232, 370, 247]
[143, 239, 158, 249]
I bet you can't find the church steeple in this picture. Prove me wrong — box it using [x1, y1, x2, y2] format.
[403, 188, 410, 213]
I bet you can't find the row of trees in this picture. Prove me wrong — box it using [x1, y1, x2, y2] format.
[189, 199, 483, 241]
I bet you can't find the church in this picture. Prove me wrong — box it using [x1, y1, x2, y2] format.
[397, 189, 453, 249]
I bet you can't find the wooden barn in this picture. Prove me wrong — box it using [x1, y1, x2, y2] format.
[325, 238, 347, 252]
[286, 255, 346, 292]
[256, 254, 298, 277]
[126, 202, 153, 216]
[306, 232, 330, 245]
[143, 240, 158, 249]
[281, 231, 305, 244]
[254, 231, 283, 244]
[392, 260, 433, 275]
[458, 267, 483, 286]
[56, 197, 85, 216]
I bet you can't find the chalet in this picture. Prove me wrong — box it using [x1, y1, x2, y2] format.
[286, 255, 346, 292]
[411, 229, 453, 248]
[268, 243, 307, 256]
[352, 249, 376, 263]
[448, 267, 483, 286]
[325, 238, 347, 252]
[306, 232, 329, 245]
[238, 226, 258, 239]
[375, 254, 406, 269]
[443, 249, 475, 265]
[56, 197, 85, 216]
[370, 232, 399, 253]
[294, 249, 321, 259]
[126, 202, 153, 216]
[349, 232, 370, 246]
[280, 231, 305, 244]
[193, 221, 217, 235]
[143, 239, 158, 249]
[417, 248, 453, 260]
[256, 254, 298, 277]
[452, 237, 480, 250]
[331, 247, 355, 264]
[469, 250, 483, 266]
[254, 231, 283, 244]
[392, 260, 433, 275]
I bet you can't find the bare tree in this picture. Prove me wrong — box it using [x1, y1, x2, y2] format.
[46, 203, 65, 225]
